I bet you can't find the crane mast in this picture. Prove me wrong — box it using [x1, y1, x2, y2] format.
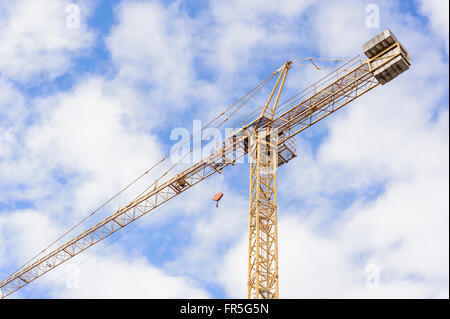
[0, 29, 410, 299]
[247, 61, 291, 299]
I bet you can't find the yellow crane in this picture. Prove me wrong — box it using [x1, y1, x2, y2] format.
[0, 29, 410, 299]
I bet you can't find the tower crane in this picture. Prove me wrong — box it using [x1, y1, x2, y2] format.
[0, 29, 410, 299]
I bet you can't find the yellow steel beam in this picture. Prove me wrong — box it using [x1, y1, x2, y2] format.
[248, 131, 279, 299]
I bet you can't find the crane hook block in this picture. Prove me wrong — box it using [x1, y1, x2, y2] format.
[212, 192, 224, 208]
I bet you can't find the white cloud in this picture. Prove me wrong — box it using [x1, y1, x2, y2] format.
[0, 0, 94, 81]
[105, 0, 315, 123]
[313, 1, 372, 57]
[204, 0, 313, 75]
[218, 235, 247, 298]
[222, 192, 448, 299]
[0, 210, 209, 299]
[417, 0, 449, 54]
[164, 184, 249, 284]
[0, 210, 62, 274]
[0, 77, 26, 157]
[25, 78, 164, 217]
[0, 76, 168, 280]
[106, 1, 197, 111]
[49, 253, 210, 298]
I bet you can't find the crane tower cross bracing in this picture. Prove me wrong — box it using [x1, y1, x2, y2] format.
[0, 29, 410, 299]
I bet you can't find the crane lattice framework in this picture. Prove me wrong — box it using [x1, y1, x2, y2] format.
[0, 29, 410, 299]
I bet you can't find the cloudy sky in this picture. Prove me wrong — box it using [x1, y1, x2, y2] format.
[0, 0, 448, 299]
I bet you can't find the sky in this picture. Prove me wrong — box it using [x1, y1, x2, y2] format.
[0, 0, 448, 299]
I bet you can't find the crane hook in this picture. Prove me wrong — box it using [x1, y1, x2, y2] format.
[212, 192, 224, 208]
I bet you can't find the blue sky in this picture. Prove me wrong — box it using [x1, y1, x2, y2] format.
[0, 0, 448, 298]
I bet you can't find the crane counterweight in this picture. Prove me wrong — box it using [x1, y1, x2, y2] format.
[363, 29, 410, 84]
